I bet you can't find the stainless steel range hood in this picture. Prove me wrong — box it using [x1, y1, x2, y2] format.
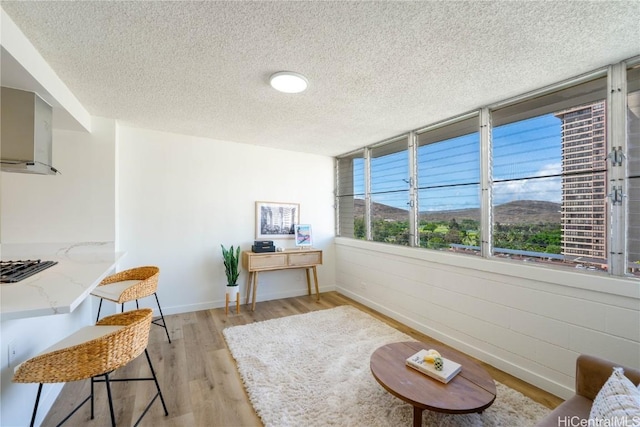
[1, 87, 57, 175]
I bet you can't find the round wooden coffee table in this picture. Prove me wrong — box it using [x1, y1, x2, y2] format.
[370, 341, 496, 427]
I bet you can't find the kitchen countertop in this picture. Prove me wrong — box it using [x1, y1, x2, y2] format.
[1, 241, 125, 321]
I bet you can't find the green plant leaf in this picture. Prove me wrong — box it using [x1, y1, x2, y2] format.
[221, 244, 241, 285]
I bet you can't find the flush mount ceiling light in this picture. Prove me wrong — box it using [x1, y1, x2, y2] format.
[269, 71, 308, 93]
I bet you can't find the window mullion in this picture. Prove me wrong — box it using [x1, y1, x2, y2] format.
[480, 107, 492, 257]
[408, 132, 418, 247]
[364, 148, 372, 241]
[334, 158, 340, 236]
[608, 63, 627, 276]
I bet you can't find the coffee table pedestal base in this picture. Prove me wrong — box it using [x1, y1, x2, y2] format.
[412, 406, 422, 427]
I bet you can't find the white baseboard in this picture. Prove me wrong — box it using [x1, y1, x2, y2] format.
[158, 285, 337, 316]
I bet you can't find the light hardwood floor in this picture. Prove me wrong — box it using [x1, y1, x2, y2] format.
[40, 291, 563, 426]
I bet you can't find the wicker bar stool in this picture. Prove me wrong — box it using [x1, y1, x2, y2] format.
[13, 309, 168, 427]
[92, 266, 171, 343]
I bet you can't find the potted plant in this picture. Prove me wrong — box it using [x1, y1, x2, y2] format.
[221, 244, 241, 314]
[221, 244, 241, 286]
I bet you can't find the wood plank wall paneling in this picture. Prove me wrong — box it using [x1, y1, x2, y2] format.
[334, 241, 640, 400]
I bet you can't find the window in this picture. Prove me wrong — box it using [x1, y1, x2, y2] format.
[336, 151, 365, 239]
[335, 58, 639, 280]
[416, 116, 481, 253]
[370, 137, 410, 245]
[491, 77, 607, 269]
[627, 64, 640, 276]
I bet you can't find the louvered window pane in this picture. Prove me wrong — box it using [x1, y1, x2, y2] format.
[370, 137, 409, 245]
[371, 192, 410, 245]
[336, 152, 365, 239]
[492, 77, 607, 270]
[416, 116, 481, 253]
[627, 65, 640, 276]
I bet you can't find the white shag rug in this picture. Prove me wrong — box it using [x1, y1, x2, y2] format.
[223, 306, 551, 426]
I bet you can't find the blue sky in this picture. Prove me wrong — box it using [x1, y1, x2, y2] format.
[350, 114, 562, 211]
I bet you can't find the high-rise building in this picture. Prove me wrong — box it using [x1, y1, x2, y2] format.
[556, 101, 607, 264]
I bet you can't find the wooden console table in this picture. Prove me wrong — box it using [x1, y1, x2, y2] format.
[242, 249, 323, 311]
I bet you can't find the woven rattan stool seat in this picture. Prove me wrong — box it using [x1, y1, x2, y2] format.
[91, 280, 142, 301]
[92, 266, 171, 343]
[13, 309, 168, 426]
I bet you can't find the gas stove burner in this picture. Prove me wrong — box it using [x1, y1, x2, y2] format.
[0, 259, 58, 283]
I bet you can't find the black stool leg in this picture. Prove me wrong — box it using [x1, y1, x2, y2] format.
[96, 298, 103, 323]
[104, 373, 116, 427]
[132, 349, 169, 426]
[30, 383, 43, 427]
[90, 376, 95, 419]
[146, 349, 168, 416]
[153, 293, 171, 343]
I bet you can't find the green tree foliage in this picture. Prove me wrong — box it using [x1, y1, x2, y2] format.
[492, 223, 561, 253]
[355, 216, 366, 239]
[351, 217, 562, 256]
[372, 219, 410, 245]
[461, 230, 479, 246]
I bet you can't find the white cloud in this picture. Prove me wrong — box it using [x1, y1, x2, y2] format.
[494, 162, 562, 205]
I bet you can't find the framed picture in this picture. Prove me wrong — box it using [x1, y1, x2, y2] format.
[294, 224, 313, 247]
[256, 201, 300, 239]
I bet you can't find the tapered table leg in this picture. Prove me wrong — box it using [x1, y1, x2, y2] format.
[312, 266, 320, 301]
[413, 406, 423, 427]
[245, 272, 253, 305]
[305, 268, 312, 295]
[251, 272, 259, 311]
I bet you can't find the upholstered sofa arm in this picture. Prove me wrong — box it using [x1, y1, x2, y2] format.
[535, 355, 640, 427]
[575, 354, 640, 401]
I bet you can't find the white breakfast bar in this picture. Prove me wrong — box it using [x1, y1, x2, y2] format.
[0, 242, 126, 427]
[1, 242, 125, 321]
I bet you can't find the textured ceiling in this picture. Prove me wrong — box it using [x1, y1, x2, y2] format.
[1, 1, 639, 157]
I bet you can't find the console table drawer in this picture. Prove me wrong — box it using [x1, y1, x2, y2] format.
[288, 252, 322, 267]
[246, 254, 287, 270]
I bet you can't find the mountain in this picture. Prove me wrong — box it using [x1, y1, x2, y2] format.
[353, 198, 561, 224]
[493, 200, 561, 224]
[353, 198, 407, 221]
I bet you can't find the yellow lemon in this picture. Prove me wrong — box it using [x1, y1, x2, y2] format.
[423, 349, 441, 363]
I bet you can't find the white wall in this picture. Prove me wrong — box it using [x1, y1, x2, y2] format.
[115, 124, 336, 315]
[335, 237, 640, 400]
[1, 117, 116, 243]
[0, 117, 116, 427]
[1, 120, 336, 426]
